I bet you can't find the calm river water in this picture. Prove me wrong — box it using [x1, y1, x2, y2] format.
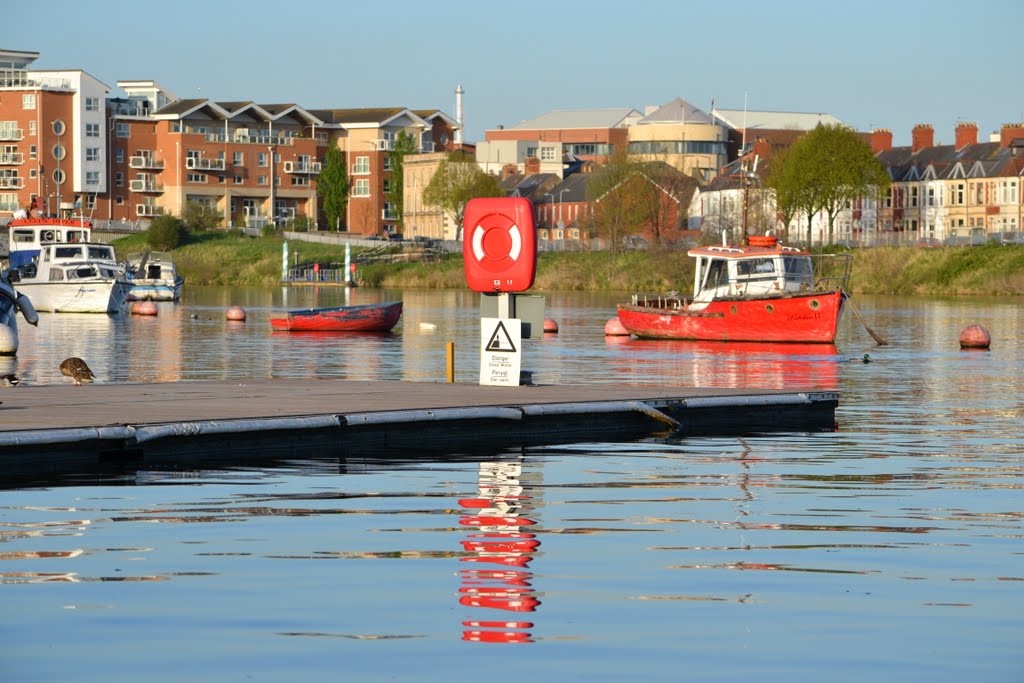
[2, 287, 1022, 682]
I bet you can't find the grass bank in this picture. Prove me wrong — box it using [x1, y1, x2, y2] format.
[112, 231, 1024, 296]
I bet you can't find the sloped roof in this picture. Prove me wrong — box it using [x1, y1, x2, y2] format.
[638, 98, 714, 125]
[507, 173, 560, 200]
[537, 173, 591, 203]
[309, 107, 407, 125]
[154, 98, 214, 116]
[713, 109, 844, 131]
[510, 108, 641, 130]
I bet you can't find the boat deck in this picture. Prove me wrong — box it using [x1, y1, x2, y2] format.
[0, 379, 839, 485]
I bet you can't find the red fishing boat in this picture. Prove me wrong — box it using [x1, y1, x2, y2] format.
[270, 301, 403, 332]
[615, 236, 851, 343]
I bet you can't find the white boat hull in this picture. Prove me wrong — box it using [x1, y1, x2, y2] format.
[127, 278, 183, 302]
[17, 280, 131, 314]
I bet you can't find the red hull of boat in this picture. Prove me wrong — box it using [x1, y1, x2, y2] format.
[270, 301, 402, 332]
[616, 291, 845, 343]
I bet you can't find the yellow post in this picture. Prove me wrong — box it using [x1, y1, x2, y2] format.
[446, 342, 455, 383]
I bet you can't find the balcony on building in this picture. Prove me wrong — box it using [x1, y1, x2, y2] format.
[130, 177, 164, 193]
[186, 156, 227, 171]
[129, 152, 164, 170]
[0, 128, 24, 141]
[283, 161, 321, 174]
[136, 204, 163, 217]
[0, 152, 24, 165]
[0, 176, 24, 189]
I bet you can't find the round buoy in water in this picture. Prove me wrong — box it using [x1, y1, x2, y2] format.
[959, 324, 991, 349]
[130, 301, 158, 316]
[543, 318, 559, 333]
[604, 317, 629, 336]
[226, 306, 247, 321]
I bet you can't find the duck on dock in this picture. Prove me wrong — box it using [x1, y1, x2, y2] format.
[60, 357, 95, 385]
[2, 374, 19, 387]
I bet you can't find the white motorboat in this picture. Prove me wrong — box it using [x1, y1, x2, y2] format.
[0, 272, 39, 354]
[126, 251, 184, 302]
[10, 242, 132, 314]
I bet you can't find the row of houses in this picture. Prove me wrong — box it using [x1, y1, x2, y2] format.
[2, 47, 1022, 246]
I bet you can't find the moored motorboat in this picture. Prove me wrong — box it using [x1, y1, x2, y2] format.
[270, 301, 403, 332]
[9, 242, 132, 314]
[0, 271, 39, 355]
[126, 251, 185, 301]
[616, 236, 851, 343]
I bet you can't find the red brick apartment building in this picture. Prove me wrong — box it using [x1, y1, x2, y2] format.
[0, 49, 459, 237]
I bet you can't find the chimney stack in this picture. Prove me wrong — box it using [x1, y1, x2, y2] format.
[455, 85, 464, 145]
[911, 124, 934, 153]
[1000, 123, 1024, 148]
[955, 122, 978, 149]
[870, 129, 893, 154]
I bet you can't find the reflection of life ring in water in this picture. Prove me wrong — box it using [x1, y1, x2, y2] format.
[748, 235, 778, 248]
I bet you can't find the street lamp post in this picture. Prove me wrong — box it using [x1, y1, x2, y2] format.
[558, 188, 570, 227]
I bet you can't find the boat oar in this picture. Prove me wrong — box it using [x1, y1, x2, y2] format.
[844, 292, 887, 346]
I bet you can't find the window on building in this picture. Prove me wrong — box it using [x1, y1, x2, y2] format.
[22, 94, 35, 110]
[291, 176, 309, 187]
[28, 120, 36, 136]
[910, 187, 918, 207]
[382, 201, 395, 219]
[383, 180, 391, 194]
[115, 148, 124, 163]
[234, 175, 244, 184]
[115, 172, 124, 187]
[0, 193, 16, 212]
[526, 147, 537, 158]
[540, 147, 557, 161]
[29, 144, 36, 160]
[85, 97, 100, 112]
[116, 195, 124, 206]
[53, 169, 65, 184]
[187, 173, 208, 183]
[233, 152, 244, 166]
[86, 147, 99, 162]
[353, 179, 370, 196]
[258, 175, 268, 185]
[258, 152, 268, 167]
[353, 156, 370, 174]
[116, 122, 130, 138]
[383, 156, 392, 172]
[86, 123, 100, 138]
[52, 144, 66, 161]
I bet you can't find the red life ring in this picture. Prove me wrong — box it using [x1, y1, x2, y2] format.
[748, 235, 778, 247]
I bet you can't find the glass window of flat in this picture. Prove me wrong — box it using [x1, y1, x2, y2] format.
[86, 171, 99, 185]
[354, 156, 370, 174]
[85, 97, 100, 112]
[115, 172, 124, 187]
[28, 120, 36, 136]
[52, 144, 66, 160]
[116, 122, 130, 138]
[22, 94, 35, 110]
[53, 169, 65, 184]
[353, 179, 370, 196]
[29, 144, 36, 160]
[540, 147, 556, 161]
[115, 148, 124, 163]
[86, 147, 99, 162]
[258, 152, 268, 167]
[258, 175, 267, 185]
[85, 123, 99, 137]
[233, 152, 244, 166]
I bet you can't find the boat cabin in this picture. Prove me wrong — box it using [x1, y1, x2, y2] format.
[7, 218, 93, 268]
[690, 244, 815, 302]
[15, 243, 122, 282]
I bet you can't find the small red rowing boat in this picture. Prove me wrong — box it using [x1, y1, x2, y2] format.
[270, 301, 403, 332]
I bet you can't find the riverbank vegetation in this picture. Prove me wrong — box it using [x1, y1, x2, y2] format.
[111, 231, 1024, 296]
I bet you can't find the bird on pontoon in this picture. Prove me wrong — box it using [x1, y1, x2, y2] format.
[1, 374, 19, 387]
[60, 357, 95, 385]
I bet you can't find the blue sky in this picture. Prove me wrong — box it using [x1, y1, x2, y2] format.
[12, 0, 1023, 146]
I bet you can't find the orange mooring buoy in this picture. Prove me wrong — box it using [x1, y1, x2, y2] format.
[226, 306, 247, 321]
[604, 317, 629, 336]
[959, 324, 991, 349]
[130, 300, 158, 316]
[543, 318, 559, 333]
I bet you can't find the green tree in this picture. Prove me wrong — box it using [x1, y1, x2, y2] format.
[422, 151, 502, 240]
[317, 146, 350, 231]
[771, 124, 891, 244]
[386, 130, 417, 228]
[181, 201, 223, 231]
[765, 147, 807, 242]
[146, 214, 187, 251]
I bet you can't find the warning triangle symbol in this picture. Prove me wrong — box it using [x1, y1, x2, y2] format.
[486, 320, 518, 353]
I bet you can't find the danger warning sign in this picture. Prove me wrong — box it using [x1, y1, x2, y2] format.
[480, 317, 521, 386]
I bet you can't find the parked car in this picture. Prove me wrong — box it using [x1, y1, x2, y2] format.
[914, 237, 942, 248]
[989, 231, 1024, 245]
